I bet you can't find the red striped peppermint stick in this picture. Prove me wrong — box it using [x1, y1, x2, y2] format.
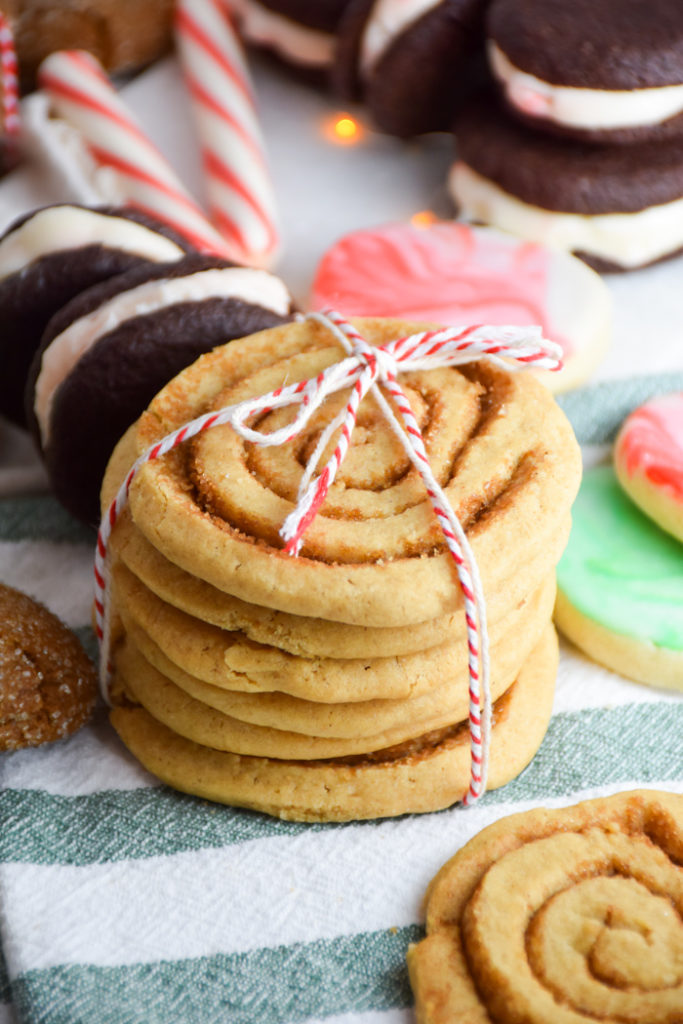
[175, 0, 280, 267]
[38, 49, 235, 256]
[0, 12, 20, 153]
[95, 311, 561, 805]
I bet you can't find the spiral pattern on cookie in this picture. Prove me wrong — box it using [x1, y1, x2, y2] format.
[107, 317, 580, 625]
[409, 790, 683, 1024]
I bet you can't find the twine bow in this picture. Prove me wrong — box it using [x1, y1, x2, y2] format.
[95, 310, 562, 806]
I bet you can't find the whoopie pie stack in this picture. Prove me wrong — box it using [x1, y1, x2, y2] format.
[450, 0, 683, 271]
[0, 203, 295, 525]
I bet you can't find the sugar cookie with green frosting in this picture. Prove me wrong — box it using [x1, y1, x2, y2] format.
[555, 465, 683, 691]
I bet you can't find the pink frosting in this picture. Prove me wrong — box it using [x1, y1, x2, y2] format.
[617, 392, 683, 504]
[311, 221, 571, 356]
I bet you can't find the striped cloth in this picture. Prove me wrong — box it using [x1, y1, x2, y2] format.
[1, 372, 682, 1024]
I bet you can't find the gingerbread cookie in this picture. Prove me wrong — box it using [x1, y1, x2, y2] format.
[555, 465, 683, 691]
[0, 582, 97, 750]
[488, 0, 683, 143]
[450, 93, 683, 271]
[25, 253, 294, 525]
[311, 221, 611, 392]
[408, 789, 683, 1023]
[0, 204, 190, 426]
[614, 392, 683, 544]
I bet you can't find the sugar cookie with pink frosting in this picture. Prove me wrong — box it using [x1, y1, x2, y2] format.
[614, 393, 683, 544]
[311, 221, 611, 392]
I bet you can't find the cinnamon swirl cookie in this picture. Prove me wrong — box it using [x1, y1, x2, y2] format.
[103, 317, 581, 627]
[408, 789, 683, 1023]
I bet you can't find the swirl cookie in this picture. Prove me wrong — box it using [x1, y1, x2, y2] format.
[450, 93, 683, 271]
[26, 253, 294, 525]
[103, 316, 581, 627]
[0, 582, 97, 750]
[555, 465, 683, 691]
[614, 393, 683, 544]
[109, 625, 559, 821]
[107, 495, 571, 660]
[335, 0, 488, 136]
[311, 222, 611, 392]
[0, 204, 191, 426]
[488, 0, 683, 143]
[408, 789, 683, 1023]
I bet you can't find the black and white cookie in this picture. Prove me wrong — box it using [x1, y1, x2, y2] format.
[0, 204, 192, 426]
[450, 93, 683, 271]
[487, 0, 683, 143]
[335, 0, 490, 137]
[26, 254, 295, 526]
[230, 0, 352, 71]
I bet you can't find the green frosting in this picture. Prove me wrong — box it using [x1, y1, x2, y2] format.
[557, 465, 683, 651]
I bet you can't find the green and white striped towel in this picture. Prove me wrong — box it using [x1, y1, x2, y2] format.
[1, 373, 682, 1024]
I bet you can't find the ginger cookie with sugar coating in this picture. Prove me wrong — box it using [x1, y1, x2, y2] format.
[408, 789, 683, 1023]
[0, 583, 97, 750]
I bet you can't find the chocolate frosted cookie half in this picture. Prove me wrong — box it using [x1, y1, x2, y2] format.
[450, 93, 683, 270]
[488, 0, 683, 143]
[27, 253, 294, 526]
[0, 204, 191, 426]
[104, 316, 581, 627]
[335, 0, 489, 136]
[230, 0, 352, 71]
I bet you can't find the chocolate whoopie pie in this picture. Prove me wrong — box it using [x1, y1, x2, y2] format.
[335, 0, 490, 137]
[450, 93, 683, 271]
[487, 0, 683, 143]
[232, 0, 352, 71]
[0, 204, 193, 426]
[26, 253, 295, 526]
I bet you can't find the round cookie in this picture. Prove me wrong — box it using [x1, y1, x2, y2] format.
[27, 253, 294, 526]
[0, 204, 192, 427]
[102, 317, 581, 627]
[109, 625, 559, 821]
[230, 0, 352, 71]
[614, 392, 683, 543]
[407, 789, 683, 1023]
[488, 0, 683, 143]
[335, 0, 488, 137]
[0, 582, 97, 750]
[311, 221, 611, 392]
[450, 92, 683, 271]
[5, 0, 174, 91]
[555, 464, 683, 691]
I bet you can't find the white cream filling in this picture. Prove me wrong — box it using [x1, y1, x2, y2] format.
[360, 0, 441, 75]
[449, 162, 683, 268]
[35, 267, 292, 446]
[0, 206, 185, 283]
[489, 42, 683, 130]
[229, 0, 334, 66]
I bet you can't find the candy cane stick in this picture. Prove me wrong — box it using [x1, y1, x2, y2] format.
[0, 12, 20, 160]
[38, 49, 236, 257]
[175, 0, 280, 267]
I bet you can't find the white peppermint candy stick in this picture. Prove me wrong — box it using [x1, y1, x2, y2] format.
[39, 49, 235, 257]
[175, 0, 281, 267]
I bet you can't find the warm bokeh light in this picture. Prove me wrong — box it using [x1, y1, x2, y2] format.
[323, 112, 364, 145]
[410, 210, 439, 229]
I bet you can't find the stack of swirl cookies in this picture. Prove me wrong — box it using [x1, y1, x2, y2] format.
[101, 316, 581, 822]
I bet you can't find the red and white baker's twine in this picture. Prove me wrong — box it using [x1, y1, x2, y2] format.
[94, 312, 561, 805]
[175, 0, 280, 267]
[38, 49, 236, 257]
[0, 12, 20, 143]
